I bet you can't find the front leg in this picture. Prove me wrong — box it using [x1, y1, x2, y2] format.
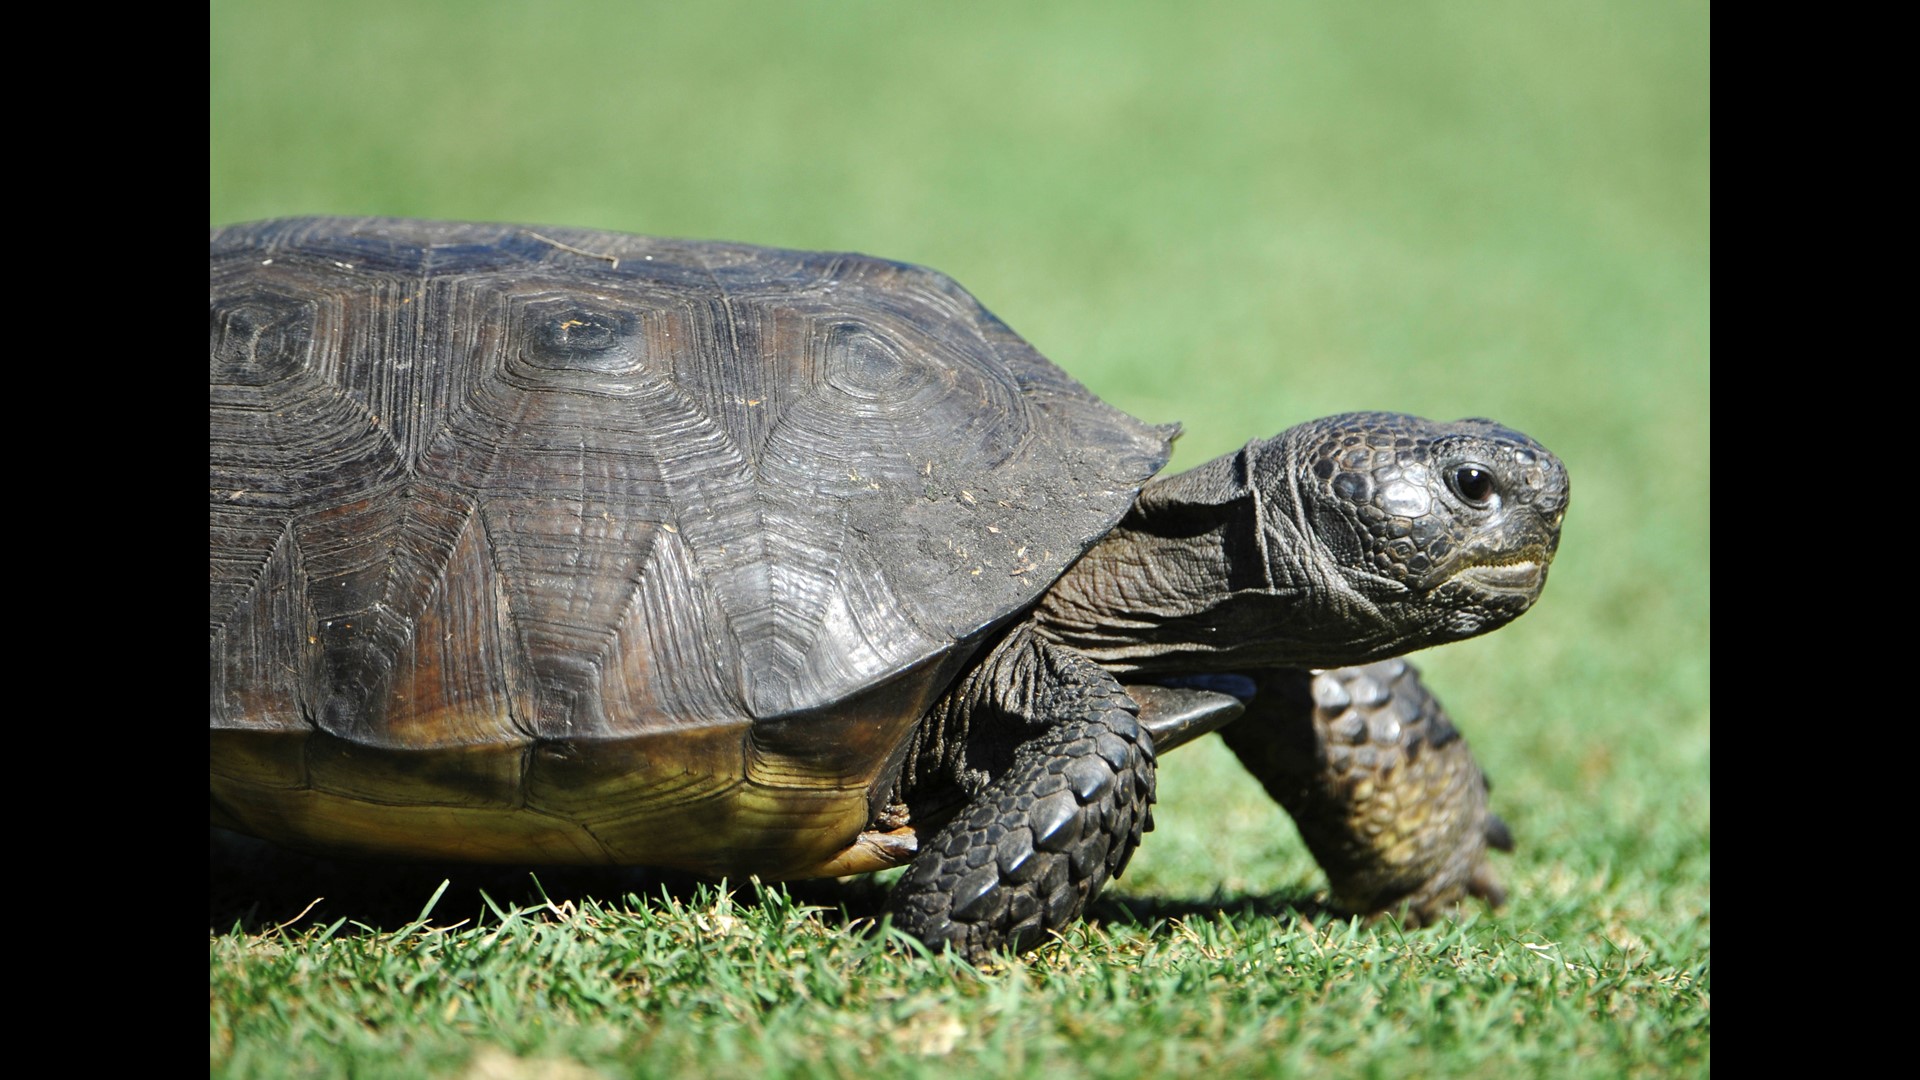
[1218, 660, 1509, 924]
[886, 627, 1157, 959]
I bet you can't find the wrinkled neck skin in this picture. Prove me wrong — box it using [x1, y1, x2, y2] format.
[1033, 440, 1400, 675]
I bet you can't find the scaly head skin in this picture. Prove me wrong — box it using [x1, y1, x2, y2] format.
[1033, 413, 1568, 673]
[1264, 412, 1568, 657]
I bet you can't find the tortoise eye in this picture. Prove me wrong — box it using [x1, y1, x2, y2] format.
[1451, 464, 1496, 505]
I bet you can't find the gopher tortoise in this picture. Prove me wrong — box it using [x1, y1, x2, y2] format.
[210, 218, 1568, 958]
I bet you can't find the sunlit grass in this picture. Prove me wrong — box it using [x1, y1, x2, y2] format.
[211, 2, 1708, 1076]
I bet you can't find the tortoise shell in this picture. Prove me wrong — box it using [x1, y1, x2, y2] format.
[209, 218, 1172, 878]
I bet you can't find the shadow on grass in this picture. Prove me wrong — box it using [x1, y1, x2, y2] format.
[210, 828, 1321, 941]
[1090, 890, 1329, 932]
[209, 828, 807, 935]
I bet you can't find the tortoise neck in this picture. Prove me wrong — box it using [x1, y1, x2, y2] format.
[1032, 442, 1335, 675]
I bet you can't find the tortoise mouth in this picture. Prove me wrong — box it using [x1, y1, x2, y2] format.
[1449, 559, 1546, 595]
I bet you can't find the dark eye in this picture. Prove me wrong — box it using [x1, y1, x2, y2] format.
[1451, 464, 1496, 504]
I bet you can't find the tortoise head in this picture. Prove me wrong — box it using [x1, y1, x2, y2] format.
[1253, 412, 1568, 660]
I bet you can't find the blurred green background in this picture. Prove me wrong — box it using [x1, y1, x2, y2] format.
[213, 0, 1706, 1070]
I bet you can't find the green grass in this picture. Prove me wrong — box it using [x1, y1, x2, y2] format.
[212, 1, 1708, 1075]
[212, 881, 1708, 1079]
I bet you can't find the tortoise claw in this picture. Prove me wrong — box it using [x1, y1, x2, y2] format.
[1485, 812, 1515, 853]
